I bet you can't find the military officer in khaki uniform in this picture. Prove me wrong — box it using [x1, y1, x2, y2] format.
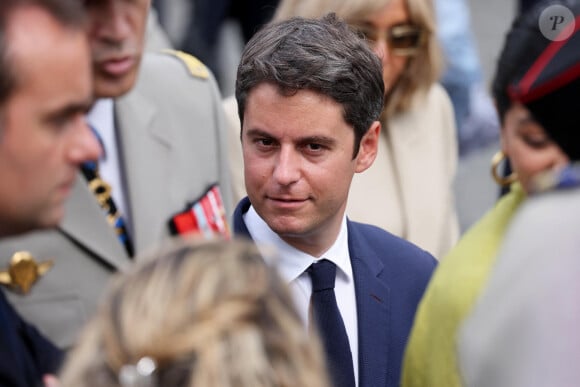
[0, 0, 233, 349]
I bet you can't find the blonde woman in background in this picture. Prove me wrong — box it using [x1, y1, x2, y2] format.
[225, 0, 459, 259]
[58, 238, 329, 387]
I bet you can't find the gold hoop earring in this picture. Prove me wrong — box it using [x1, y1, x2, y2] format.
[491, 150, 517, 187]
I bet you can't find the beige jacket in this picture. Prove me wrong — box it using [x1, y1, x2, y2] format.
[348, 83, 459, 259]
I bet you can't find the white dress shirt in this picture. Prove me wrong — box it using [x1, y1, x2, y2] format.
[87, 99, 132, 236]
[244, 205, 359, 385]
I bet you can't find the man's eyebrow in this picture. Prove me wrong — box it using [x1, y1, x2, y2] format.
[245, 129, 336, 145]
[45, 98, 93, 121]
[295, 136, 336, 149]
[244, 128, 272, 137]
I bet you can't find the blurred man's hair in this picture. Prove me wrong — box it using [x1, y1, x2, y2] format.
[0, 0, 85, 106]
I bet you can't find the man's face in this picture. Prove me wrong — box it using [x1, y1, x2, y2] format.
[0, 7, 101, 235]
[84, 0, 151, 98]
[242, 83, 379, 257]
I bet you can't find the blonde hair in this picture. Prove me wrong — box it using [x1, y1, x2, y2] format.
[273, 0, 443, 115]
[59, 238, 329, 387]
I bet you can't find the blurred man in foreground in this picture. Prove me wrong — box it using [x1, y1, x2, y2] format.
[0, 0, 100, 384]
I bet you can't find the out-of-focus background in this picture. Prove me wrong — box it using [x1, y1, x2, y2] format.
[156, 0, 517, 233]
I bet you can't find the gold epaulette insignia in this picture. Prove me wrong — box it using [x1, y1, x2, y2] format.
[0, 251, 53, 294]
[163, 49, 209, 80]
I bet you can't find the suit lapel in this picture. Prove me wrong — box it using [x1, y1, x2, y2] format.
[232, 197, 252, 238]
[348, 221, 390, 387]
[115, 91, 173, 254]
[59, 174, 130, 270]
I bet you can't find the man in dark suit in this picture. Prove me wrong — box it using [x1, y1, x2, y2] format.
[232, 14, 437, 387]
[0, 0, 101, 385]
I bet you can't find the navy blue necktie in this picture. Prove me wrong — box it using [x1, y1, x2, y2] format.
[308, 259, 356, 387]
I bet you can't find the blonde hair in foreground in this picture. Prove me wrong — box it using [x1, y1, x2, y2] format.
[59, 238, 329, 387]
[273, 0, 442, 115]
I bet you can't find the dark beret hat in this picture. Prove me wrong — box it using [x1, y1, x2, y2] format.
[508, 4, 580, 160]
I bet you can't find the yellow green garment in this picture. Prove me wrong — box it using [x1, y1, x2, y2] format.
[401, 183, 526, 387]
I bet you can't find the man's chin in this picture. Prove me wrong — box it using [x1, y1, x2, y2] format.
[93, 71, 138, 99]
[266, 217, 307, 238]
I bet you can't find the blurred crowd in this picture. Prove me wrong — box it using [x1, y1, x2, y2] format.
[1, 0, 579, 386]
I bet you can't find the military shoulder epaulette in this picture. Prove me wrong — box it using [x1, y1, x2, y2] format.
[162, 49, 209, 80]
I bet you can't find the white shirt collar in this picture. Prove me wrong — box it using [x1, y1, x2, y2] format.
[243, 205, 352, 283]
[87, 98, 115, 162]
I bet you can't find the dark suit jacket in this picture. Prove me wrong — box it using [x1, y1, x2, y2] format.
[233, 197, 437, 387]
[0, 290, 62, 387]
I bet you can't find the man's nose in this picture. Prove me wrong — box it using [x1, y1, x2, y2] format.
[69, 120, 103, 165]
[272, 147, 301, 186]
[89, 1, 132, 44]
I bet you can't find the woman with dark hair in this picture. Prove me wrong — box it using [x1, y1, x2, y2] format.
[401, 1, 577, 386]
[459, 2, 580, 384]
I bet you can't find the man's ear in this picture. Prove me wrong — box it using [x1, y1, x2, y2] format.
[355, 121, 380, 173]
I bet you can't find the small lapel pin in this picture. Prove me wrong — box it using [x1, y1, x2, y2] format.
[0, 251, 53, 294]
